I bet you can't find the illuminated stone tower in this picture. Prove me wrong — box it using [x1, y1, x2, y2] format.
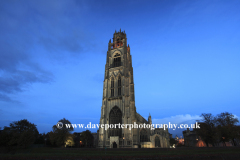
[98, 29, 170, 148]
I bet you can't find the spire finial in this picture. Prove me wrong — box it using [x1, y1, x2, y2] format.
[115, 30, 116, 33]
[149, 113, 151, 117]
[120, 28, 121, 32]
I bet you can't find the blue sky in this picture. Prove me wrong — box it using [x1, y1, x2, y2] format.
[0, 0, 240, 137]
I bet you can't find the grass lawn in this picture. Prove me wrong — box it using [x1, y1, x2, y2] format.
[1, 147, 240, 159]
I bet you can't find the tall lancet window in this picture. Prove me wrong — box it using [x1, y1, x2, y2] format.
[111, 78, 114, 97]
[140, 129, 149, 142]
[109, 106, 122, 138]
[118, 77, 121, 96]
[113, 53, 121, 67]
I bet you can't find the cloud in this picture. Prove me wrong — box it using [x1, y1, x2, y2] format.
[0, 0, 95, 102]
[0, 69, 53, 92]
[152, 114, 201, 137]
[0, 66, 54, 102]
[0, 93, 18, 103]
[1, 0, 95, 57]
[153, 114, 201, 124]
[0, 15, 54, 101]
[0, 0, 97, 60]
[0, 38, 54, 102]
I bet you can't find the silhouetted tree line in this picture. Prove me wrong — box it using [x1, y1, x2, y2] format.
[196, 112, 240, 147]
[1, 112, 238, 152]
[0, 119, 39, 152]
[0, 118, 94, 152]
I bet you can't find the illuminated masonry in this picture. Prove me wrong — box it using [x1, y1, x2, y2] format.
[98, 29, 170, 148]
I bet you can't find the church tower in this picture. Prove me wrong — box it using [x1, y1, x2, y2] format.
[98, 30, 170, 148]
[98, 29, 137, 148]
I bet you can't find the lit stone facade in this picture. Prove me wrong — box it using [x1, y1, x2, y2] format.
[98, 30, 170, 148]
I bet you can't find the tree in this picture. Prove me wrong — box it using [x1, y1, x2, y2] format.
[196, 112, 240, 147]
[0, 119, 39, 150]
[196, 113, 217, 147]
[80, 130, 94, 147]
[216, 112, 239, 146]
[34, 133, 46, 144]
[49, 118, 73, 147]
[0, 127, 13, 148]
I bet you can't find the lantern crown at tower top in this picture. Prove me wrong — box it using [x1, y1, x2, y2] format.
[109, 29, 127, 49]
[113, 29, 126, 42]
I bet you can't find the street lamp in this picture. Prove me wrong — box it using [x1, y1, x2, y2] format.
[123, 137, 125, 148]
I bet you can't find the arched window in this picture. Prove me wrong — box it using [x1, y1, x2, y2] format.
[109, 106, 122, 138]
[118, 77, 121, 96]
[113, 53, 121, 67]
[111, 78, 114, 97]
[155, 136, 160, 147]
[140, 129, 149, 142]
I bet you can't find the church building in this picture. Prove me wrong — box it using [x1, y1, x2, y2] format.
[98, 29, 170, 148]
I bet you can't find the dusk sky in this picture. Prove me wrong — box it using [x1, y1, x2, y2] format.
[1, 0, 240, 137]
